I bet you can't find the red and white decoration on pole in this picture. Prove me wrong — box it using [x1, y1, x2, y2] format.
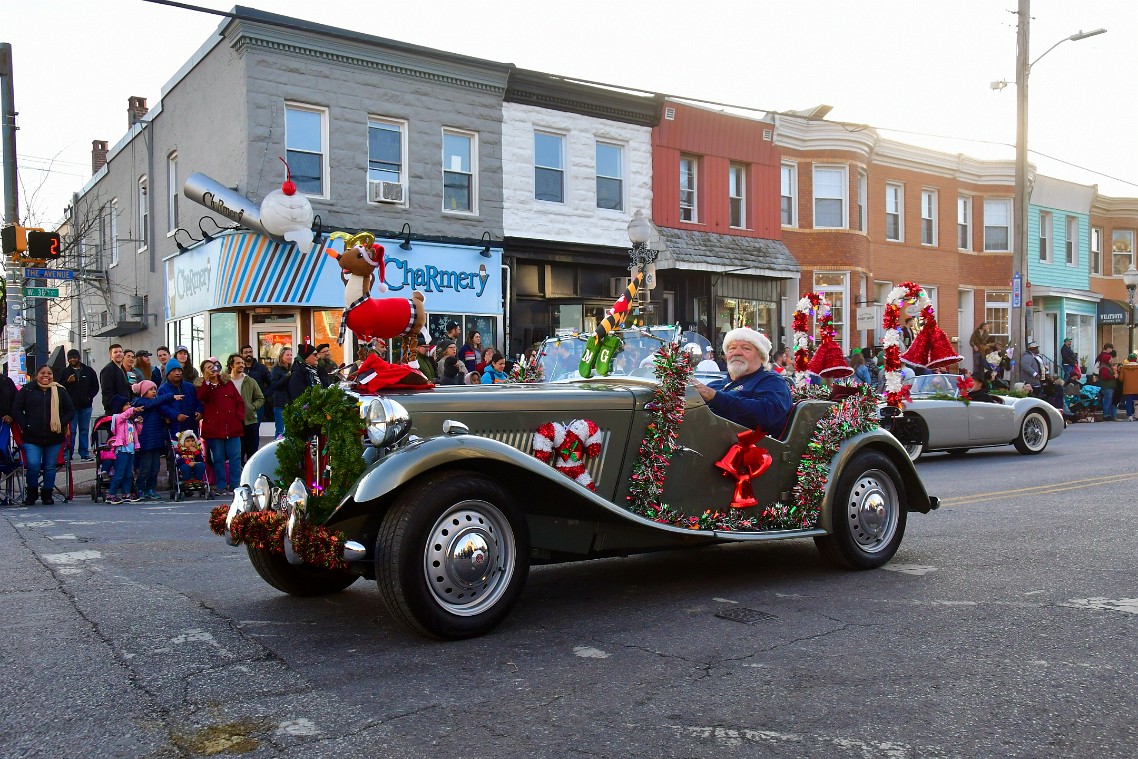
[533, 419, 604, 491]
[882, 281, 963, 408]
[792, 292, 852, 387]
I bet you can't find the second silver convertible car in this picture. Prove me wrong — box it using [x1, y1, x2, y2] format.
[882, 373, 1064, 461]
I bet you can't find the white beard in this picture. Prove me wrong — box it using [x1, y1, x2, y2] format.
[727, 358, 750, 380]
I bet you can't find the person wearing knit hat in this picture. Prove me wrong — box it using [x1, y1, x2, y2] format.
[131, 378, 175, 500]
[12, 364, 76, 505]
[691, 327, 792, 433]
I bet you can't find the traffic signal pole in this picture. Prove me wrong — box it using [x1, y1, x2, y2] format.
[1, 42, 28, 384]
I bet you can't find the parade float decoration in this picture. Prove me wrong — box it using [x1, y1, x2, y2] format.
[791, 292, 852, 387]
[578, 273, 644, 378]
[881, 281, 963, 409]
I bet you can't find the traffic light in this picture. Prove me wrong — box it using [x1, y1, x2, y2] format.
[27, 230, 61, 260]
[1, 224, 27, 256]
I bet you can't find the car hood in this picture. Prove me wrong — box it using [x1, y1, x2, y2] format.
[382, 380, 646, 416]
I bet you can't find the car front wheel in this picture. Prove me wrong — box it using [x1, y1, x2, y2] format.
[815, 451, 907, 570]
[1013, 410, 1049, 454]
[377, 471, 530, 640]
[246, 545, 359, 596]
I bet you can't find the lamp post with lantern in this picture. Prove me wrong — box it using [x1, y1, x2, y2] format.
[626, 210, 658, 326]
[1123, 264, 1138, 356]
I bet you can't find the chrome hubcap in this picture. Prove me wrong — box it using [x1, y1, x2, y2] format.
[846, 470, 898, 553]
[1023, 416, 1046, 449]
[424, 501, 515, 617]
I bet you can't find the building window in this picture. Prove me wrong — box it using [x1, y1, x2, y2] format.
[885, 183, 903, 241]
[1066, 216, 1078, 266]
[109, 199, 119, 267]
[534, 131, 565, 203]
[985, 291, 1011, 343]
[921, 189, 937, 246]
[780, 162, 796, 227]
[368, 117, 406, 195]
[728, 163, 746, 228]
[814, 271, 848, 348]
[166, 151, 178, 233]
[595, 142, 623, 211]
[857, 170, 867, 232]
[285, 103, 328, 196]
[442, 128, 477, 213]
[813, 165, 846, 229]
[958, 196, 971, 250]
[679, 155, 698, 222]
[984, 199, 1012, 251]
[137, 175, 148, 252]
[1038, 211, 1051, 262]
[1112, 229, 1134, 275]
[874, 280, 892, 344]
[1091, 226, 1102, 275]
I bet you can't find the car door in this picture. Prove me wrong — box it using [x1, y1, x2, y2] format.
[967, 398, 1016, 443]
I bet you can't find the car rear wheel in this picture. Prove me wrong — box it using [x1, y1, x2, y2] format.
[376, 471, 530, 640]
[815, 451, 907, 570]
[1013, 410, 1049, 455]
[246, 545, 359, 596]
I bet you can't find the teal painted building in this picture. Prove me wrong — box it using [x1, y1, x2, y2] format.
[1026, 176, 1098, 371]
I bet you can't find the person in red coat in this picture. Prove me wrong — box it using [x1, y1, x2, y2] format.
[196, 358, 245, 495]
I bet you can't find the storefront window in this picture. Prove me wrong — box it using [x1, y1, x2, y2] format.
[553, 304, 582, 335]
[190, 315, 206, 365]
[985, 291, 1011, 343]
[1064, 313, 1094, 363]
[716, 298, 777, 346]
[814, 272, 848, 348]
[313, 309, 345, 365]
[209, 312, 238, 361]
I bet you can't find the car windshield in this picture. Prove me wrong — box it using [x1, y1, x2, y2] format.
[536, 327, 711, 382]
[909, 373, 961, 398]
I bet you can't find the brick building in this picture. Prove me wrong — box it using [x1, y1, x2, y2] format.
[1089, 195, 1138, 352]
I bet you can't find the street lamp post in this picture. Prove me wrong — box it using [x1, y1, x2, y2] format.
[1010, 0, 1105, 364]
[626, 210, 658, 327]
[1124, 264, 1138, 356]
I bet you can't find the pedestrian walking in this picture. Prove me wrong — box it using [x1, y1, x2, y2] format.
[12, 365, 76, 505]
[196, 358, 245, 495]
[59, 349, 99, 460]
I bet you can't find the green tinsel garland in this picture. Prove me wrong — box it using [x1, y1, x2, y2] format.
[275, 385, 367, 524]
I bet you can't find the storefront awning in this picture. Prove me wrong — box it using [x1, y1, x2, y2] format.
[1098, 299, 1132, 325]
[654, 228, 799, 278]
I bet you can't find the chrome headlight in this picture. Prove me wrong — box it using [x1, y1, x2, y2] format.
[252, 474, 271, 512]
[285, 478, 308, 517]
[361, 397, 412, 447]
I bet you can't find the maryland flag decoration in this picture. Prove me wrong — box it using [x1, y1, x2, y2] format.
[579, 271, 644, 378]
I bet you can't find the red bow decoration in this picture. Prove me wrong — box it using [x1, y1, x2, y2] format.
[956, 373, 972, 396]
[714, 429, 773, 509]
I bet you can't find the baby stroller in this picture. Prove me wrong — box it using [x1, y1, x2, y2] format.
[1065, 382, 1102, 422]
[168, 429, 212, 501]
[91, 414, 119, 503]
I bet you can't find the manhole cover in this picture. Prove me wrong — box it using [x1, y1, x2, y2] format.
[715, 607, 777, 625]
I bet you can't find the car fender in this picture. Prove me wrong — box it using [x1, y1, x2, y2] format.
[819, 428, 935, 534]
[1010, 396, 1065, 439]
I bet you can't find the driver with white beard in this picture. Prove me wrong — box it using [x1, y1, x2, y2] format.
[691, 328, 792, 434]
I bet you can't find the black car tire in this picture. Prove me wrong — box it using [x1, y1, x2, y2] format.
[1013, 410, 1049, 455]
[376, 471, 530, 640]
[246, 544, 358, 596]
[815, 450, 907, 570]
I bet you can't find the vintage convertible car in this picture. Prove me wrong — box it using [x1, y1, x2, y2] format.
[881, 373, 1064, 460]
[218, 348, 938, 640]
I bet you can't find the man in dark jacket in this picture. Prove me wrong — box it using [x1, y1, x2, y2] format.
[241, 345, 272, 421]
[289, 344, 321, 401]
[59, 349, 99, 460]
[315, 343, 337, 387]
[100, 343, 132, 414]
[691, 328, 792, 434]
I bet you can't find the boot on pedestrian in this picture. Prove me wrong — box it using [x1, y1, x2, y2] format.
[40, 488, 54, 506]
[23, 490, 37, 506]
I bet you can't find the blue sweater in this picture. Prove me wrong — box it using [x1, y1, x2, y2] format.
[708, 368, 793, 434]
[131, 394, 176, 451]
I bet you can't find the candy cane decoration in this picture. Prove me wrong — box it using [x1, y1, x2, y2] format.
[532, 419, 604, 491]
[882, 282, 930, 408]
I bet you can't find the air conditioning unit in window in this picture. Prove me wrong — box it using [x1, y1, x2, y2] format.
[609, 277, 633, 297]
[368, 180, 404, 204]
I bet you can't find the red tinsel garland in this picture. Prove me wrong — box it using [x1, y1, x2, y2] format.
[208, 503, 348, 570]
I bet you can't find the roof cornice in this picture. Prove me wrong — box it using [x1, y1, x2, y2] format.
[506, 69, 662, 127]
[1092, 194, 1138, 216]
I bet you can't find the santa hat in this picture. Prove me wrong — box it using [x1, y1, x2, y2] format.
[365, 243, 388, 293]
[924, 327, 964, 370]
[722, 328, 773, 369]
[807, 340, 854, 378]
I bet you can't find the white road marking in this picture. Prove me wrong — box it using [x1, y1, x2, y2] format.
[1062, 597, 1138, 615]
[168, 628, 235, 658]
[276, 718, 320, 737]
[1024, 590, 1046, 596]
[881, 564, 937, 575]
[43, 550, 102, 565]
[668, 725, 914, 757]
[573, 646, 610, 659]
[47, 534, 77, 541]
[712, 597, 739, 604]
[15, 521, 54, 528]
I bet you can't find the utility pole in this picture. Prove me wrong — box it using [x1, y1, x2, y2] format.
[1011, 0, 1030, 365]
[1, 42, 28, 384]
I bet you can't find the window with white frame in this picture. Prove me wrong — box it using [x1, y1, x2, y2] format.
[1066, 216, 1078, 266]
[921, 189, 937, 246]
[368, 117, 406, 194]
[679, 155, 698, 222]
[166, 152, 178, 233]
[534, 131, 565, 203]
[137, 175, 148, 252]
[1038, 211, 1051, 262]
[780, 162, 796, 226]
[729, 163, 746, 228]
[885, 183, 903, 241]
[985, 291, 1011, 342]
[285, 103, 328, 196]
[984, 199, 1011, 251]
[442, 128, 476, 213]
[958, 195, 971, 250]
[595, 141, 623, 211]
[813, 165, 846, 229]
[857, 170, 867, 232]
[814, 271, 848, 348]
[110, 199, 119, 267]
[1091, 226, 1102, 274]
[1112, 229, 1134, 275]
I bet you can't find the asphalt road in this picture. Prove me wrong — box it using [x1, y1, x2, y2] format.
[2, 421, 1136, 758]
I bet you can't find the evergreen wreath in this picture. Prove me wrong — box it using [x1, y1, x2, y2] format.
[275, 385, 368, 525]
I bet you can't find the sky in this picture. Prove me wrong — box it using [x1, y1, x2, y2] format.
[3, 0, 1134, 229]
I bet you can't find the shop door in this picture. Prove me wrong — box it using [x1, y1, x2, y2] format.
[252, 318, 298, 365]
